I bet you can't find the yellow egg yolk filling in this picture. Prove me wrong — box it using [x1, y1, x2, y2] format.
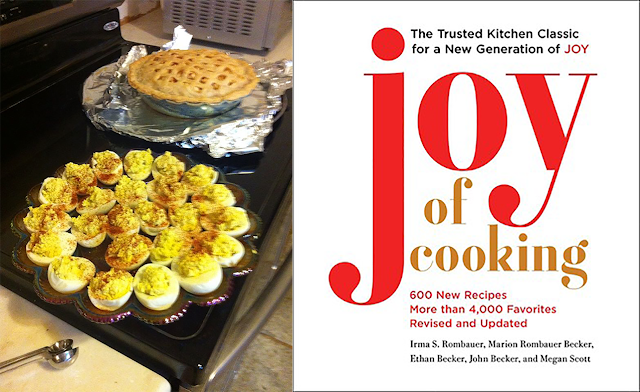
[184, 165, 215, 187]
[109, 235, 150, 264]
[176, 252, 218, 278]
[30, 232, 62, 257]
[81, 187, 114, 209]
[154, 178, 187, 199]
[136, 265, 172, 296]
[155, 152, 183, 177]
[24, 205, 66, 231]
[51, 256, 93, 280]
[109, 206, 138, 229]
[93, 151, 121, 173]
[202, 234, 241, 258]
[41, 178, 73, 204]
[90, 269, 133, 300]
[124, 149, 153, 176]
[202, 184, 232, 202]
[171, 204, 200, 232]
[65, 162, 93, 179]
[72, 214, 107, 237]
[136, 201, 168, 226]
[150, 228, 185, 261]
[115, 176, 147, 201]
[208, 207, 247, 231]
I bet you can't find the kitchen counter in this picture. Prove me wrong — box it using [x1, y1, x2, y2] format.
[0, 286, 171, 392]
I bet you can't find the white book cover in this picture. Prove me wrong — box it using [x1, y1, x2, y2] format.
[293, 1, 639, 391]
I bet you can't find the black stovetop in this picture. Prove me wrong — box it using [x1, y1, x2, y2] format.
[0, 8, 292, 389]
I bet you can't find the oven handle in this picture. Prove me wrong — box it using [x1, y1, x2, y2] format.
[200, 251, 292, 391]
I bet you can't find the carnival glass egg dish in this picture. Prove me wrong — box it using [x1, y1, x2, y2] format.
[11, 149, 260, 324]
[127, 49, 259, 118]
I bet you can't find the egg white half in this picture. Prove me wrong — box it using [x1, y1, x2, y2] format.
[91, 150, 124, 185]
[47, 257, 96, 294]
[23, 207, 72, 234]
[38, 177, 78, 212]
[151, 155, 185, 182]
[200, 207, 251, 237]
[193, 232, 245, 268]
[133, 264, 180, 310]
[89, 289, 133, 311]
[71, 228, 107, 248]
[183, 170, 219, 196]
[76, 198, 116, 215]
[146, 180, 188, 209]
[26, 232, 77, 267]
[124, 150, 153, 181]
[217, 237, 245, 268]
[171, 259, 223, 295]
[88, 273, 133, 311]
[149, 228, 191, 266]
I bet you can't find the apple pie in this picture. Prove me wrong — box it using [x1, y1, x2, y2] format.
[128, 49, 259, 104]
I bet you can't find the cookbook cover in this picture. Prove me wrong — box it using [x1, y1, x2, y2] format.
[294, 1, 639, 391]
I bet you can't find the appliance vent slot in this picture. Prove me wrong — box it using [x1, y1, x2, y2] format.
[168, 0, 259, 37]
[165, 0, 264, 38]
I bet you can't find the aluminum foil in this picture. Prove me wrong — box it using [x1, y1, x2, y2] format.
[82, 45, 292, 158]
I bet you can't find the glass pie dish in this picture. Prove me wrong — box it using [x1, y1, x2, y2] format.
[10, 151, 262, 324]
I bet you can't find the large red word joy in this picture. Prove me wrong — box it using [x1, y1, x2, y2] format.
[329, 28, 595, 306]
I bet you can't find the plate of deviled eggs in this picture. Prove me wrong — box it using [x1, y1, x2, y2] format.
[11, 149, 261, 324]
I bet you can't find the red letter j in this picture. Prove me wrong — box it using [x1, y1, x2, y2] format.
[329, 28, 405, 305]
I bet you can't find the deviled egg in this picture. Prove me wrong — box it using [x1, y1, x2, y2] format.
[191, 184, 236, 214]
[88, 268, 134, 311]
[181, 164, 218, 196]
[200, 206, 250, 237]
[26, 231, 77, 267]
[133, 264, 180, 310]
[62, 162, 97, 195]
[23, 204, 72, 234]
[47, 255, 96, 294]
[106, 204, 140, 239]
[151, 151, 185, 182]
[76, 186, 116, 215]
[171, 251, 223, 295]
[91, 150, 123, 185]
[71, 214, 108, 248]
[135, 200, 169, 236]
[192, 231, 245, 268]
[168, 203, 201, 235]
[105, 234, 152, 271]
[38, 177, 78, 212]
[123, 149, 153, 181]
[115, 175, 148, 208]
[150, 227, 191, 266]
[147, 177, 188, 209]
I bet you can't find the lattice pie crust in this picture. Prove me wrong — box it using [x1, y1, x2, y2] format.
[128, 49, 259, 104]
